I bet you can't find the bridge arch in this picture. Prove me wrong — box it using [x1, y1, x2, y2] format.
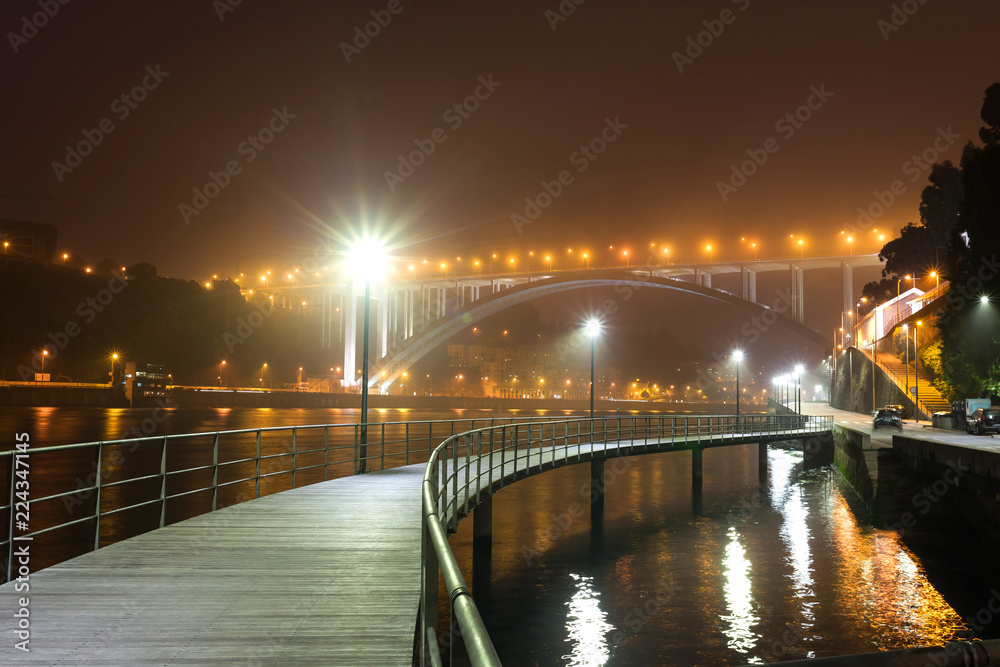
[370, 270, 830, 391]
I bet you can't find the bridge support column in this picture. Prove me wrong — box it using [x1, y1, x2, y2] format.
[342, 283, 358, 388]
[695, 270, 712, 288]
[406, 290, 414, 338]
[691, 447, 703, 490]
[758, 442, 768, 483]
[842, 261, 854, 320]
[741, 267, 757, 303]
[378, 286, 389, 362]
[790, 265, 805, 323]
[472, 496, 493, 610]
[590, 458, 605, 515]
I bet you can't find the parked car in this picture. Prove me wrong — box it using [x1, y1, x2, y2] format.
[873, 408, 903, 431]
[966, 407, 1000, 435]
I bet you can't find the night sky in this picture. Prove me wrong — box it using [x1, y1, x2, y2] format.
[1, 0, 997, 362]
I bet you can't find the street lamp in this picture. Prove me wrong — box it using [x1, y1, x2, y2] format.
[219, 360, 226, 387]
[110, 353, 119, 386]
[345, 236, 388, 474]
[584, 319, 601, 418]
[793, 364, 803, 414]
[732, 350, 743, 416]
[914, 321, 922, 420]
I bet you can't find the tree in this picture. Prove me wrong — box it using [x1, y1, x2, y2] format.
[937, 82, 1000, 398]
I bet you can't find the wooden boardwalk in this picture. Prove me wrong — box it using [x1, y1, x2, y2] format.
[0, 465, 426, 666]
[0, 427, 823, 666]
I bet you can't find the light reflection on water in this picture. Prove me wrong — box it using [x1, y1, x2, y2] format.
[563, 573, 615, 666]
[720, 526, 761, 662]
[451, 444, 975, 666]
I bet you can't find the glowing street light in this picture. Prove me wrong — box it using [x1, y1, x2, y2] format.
[344, 236, 388, 474]
[582, 252, 589, 270]
[219, 360, 226, 387]
[110, 352, 119, 386]
[705, 244, 713, 263]
[584, 319, 601, 418]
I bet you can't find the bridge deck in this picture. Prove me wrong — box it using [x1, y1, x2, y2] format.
[0, 430, 818, 666]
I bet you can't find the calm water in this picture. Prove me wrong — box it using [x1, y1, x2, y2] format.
[447, 445, 1000, 666]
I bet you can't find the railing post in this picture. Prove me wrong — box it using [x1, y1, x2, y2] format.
[93, 443, 103, 551]
[292, 428, 298, 489]
[381, 422, 386, 471]
[159, 437, 168, 527]
[354, 424, 360, 476]
[323, 427, 329, 481]
[405, 422, 410, 466]
[211, 433, 219, 512]
[256, 430, 262, 498]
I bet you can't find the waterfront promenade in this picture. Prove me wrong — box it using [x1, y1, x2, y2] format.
[0, 466, 426, 666]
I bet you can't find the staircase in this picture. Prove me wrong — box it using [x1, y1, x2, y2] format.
[875, 352, 951, 417]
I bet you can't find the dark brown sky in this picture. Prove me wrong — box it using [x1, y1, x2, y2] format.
[1, 0, 997, 284]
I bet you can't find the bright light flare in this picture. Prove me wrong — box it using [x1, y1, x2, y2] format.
[584, 319, 601, 338]
[343, 237, 389, 282]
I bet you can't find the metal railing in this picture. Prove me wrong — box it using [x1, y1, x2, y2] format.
[420, 414, 832, 667]
[853, 345, 944, 418]
[0, 415, 569, 584]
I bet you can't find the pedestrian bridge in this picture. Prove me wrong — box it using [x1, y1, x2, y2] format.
[0, 414, 832, 665]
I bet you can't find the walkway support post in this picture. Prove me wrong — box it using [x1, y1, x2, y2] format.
[758, 442, 768, 483]
[691, 446, 703, 491]
[473, 496, 493, 612]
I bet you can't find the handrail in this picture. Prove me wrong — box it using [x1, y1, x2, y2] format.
[419, 414, 833, 666]
[0, 415, 571, 583]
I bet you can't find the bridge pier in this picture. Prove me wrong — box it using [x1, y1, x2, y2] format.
[590, 458, 605, 561]
[472, 497, 493, 612]
[758, 442, 768, 483]
[691, 446, 703, 490]
[790, 265, 805, 323]
[741, 267, 757, 303]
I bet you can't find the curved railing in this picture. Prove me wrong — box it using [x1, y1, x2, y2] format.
[0, 415, 571, 584]
[419, 414, 830, 667]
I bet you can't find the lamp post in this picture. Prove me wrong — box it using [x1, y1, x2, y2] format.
[219, 360, 226, 387]
[914, 321, 921, 420]
[794, 364, 803, 414]
[110, 353, 119, 386]
[732, 350, 743, 416]
[585, 320, 601, 418]
[347, 237, 387, 474]
[902, 324, 909, 417]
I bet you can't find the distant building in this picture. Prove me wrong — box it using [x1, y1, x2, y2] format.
[122, 362, 169, 406]
[0, 220, 58, 263]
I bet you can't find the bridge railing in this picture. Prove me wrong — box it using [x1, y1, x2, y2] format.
[420, 413, 832, 667]
[0, 415, 572, 584]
